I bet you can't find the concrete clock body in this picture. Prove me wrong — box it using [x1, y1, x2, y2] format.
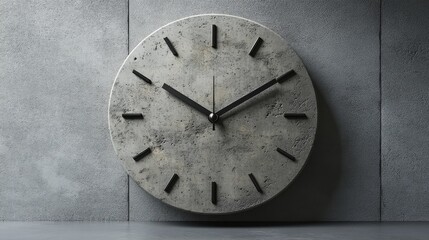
[109, 14, 317, 214]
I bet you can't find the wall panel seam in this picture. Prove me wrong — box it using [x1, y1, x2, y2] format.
[379, 0, 383, 222]
[127, 0, 130, 222]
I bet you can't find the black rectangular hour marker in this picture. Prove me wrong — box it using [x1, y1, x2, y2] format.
[276, 70, 297, 83]
[248, 173, 263, 193]
[284, 113, 307, 119]
[164, 173, 179, 193]
[212, 24, 217, 49]
[249, 37, 264, 57]
[163, 37, 178, 56]
[132, 70, 152, 84]
[211, 182, 217, 205]
[133, 147, 151, 162]
[122, 113, 144, 119]
[276, 147, 296, 161]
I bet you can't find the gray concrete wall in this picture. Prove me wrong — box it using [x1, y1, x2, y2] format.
[381, 0, 429, 221]
[0, 0, 129, 220]
[0, 0, 427, 221]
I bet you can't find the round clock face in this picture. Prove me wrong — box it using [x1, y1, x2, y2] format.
[109, 14, 317, 214]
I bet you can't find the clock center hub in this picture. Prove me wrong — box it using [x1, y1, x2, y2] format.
[208, 112, 219, 123]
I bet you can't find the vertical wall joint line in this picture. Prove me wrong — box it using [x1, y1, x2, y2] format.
[127, 0, 130, 222]
[379, 0, 383, 222]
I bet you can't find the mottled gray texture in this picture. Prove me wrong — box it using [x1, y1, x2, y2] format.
[129, 1, 380, 220]
[109, 15, 317, 214]
[381, 0, 429, 221]
[7, 0, 429, 222]
[2, 222, 429, 240]
[0, 0, 128, 220]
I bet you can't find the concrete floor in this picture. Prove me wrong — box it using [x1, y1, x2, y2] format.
[0, 222, 428, 240]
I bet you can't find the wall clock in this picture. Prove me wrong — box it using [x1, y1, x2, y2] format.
[109, 14, 317, 214]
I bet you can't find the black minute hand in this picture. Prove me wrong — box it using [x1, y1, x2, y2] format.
[162, 83, 211, 116]
[216, 70, 296, 117]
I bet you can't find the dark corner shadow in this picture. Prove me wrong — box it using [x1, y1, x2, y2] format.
[167, 75, 343, 225]
[157, 221, 323, 228]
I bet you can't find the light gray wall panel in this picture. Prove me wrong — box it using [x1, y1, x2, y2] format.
[381, 0, 429, 221]
[0, 0, 129, 220]
[129, 0, 380, 221]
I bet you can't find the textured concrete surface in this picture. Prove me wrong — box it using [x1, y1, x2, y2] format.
[129, 0, 380, 220]
[4, 0, 428, 222]
[0, 0, 128, 220]
[381, 0, 429, 221]
[110, 14, 317, 214]
[2, 222, 429, 240]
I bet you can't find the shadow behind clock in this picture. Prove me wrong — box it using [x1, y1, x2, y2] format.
[130, 78, 341, 222]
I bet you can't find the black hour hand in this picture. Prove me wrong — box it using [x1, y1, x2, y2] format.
[162, 83, 211, 117]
